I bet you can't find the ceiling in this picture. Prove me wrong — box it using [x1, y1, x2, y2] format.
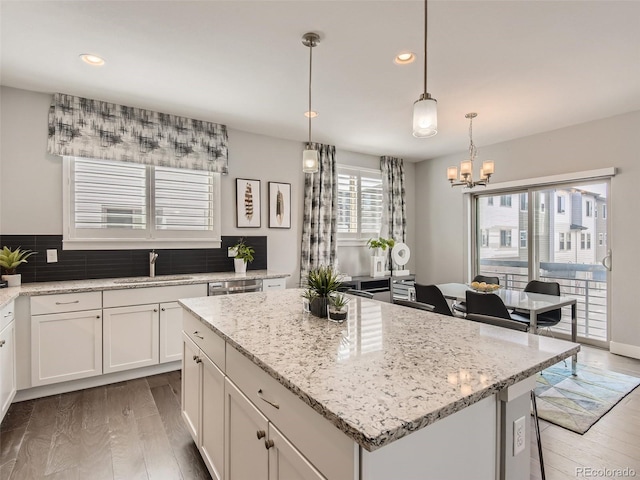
[1, 1, 639, 162]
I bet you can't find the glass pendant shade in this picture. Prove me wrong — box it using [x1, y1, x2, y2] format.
[412, 95, 438, 138]
[447, 166, 458, 181]
[302, 148, 319, 173]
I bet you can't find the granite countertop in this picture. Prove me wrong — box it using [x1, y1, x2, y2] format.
[180, 288, 580, 452]
[0, 270, 289, 307]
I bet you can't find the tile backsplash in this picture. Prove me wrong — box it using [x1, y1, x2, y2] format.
[0, 235, 267, 283]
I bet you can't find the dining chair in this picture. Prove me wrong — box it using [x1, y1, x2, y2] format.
[452, 275, 500, 315]
[414, 284, 453, 316]
[465, 290, 530, 325]
[346, 289, 374, 299]
[393, 298, 435, 312]
[520, 280, 562, 328]
[463, 310, 544, 480]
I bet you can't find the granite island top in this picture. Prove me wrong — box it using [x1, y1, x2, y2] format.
[180, 288, 580, 452]
[0, 270, 288, 308]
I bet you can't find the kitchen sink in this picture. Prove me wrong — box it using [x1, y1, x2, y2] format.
[114, 276, 193, 284]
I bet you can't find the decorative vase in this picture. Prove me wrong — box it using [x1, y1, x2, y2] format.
[370, 256, 386, 278]
[234, 258, 247, 273]
[1, 274, 21, 287]
[310, 296, 329, 318]
[327, 304, 348, 322]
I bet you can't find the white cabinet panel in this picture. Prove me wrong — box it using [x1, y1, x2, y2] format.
[159, 302, 183, 363]
[31, 291, 102, 315]
[262, 277, 286, 291]
[201, 352, 225, 480]
[0, 320, 16, 420]
[269, 424, 325, 480]
[182, 334, 201, 444]
[103, 284, 207, 308]
[31, 309, 102, 386]
[103, 304, 159, 373]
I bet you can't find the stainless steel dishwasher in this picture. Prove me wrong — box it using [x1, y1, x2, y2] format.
[208, 278, 263, 295]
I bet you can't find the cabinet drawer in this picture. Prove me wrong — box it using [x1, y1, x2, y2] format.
[226, 346, 356, 480]
[104, 284, 207, 308]
[31, 292, 102, 315]
[183, 310, 225, 371]
[262, 277, 286, 291]
[1, 300, 15, 330]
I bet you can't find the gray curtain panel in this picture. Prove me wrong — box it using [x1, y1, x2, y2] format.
[47, 93, 228, 173]
[380, 156, 406, 243]
[300, 143, 338, 284]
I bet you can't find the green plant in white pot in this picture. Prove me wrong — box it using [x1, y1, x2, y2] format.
[0, 246, 36, 287]
[304, 265, 343, 318]
[231, 238, 254, 273]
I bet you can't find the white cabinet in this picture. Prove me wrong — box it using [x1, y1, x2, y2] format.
[268, 424, 325, 480]
[262, 277, 287, 291]
[31, 309, 103, 386]
[103, 304, 159, 373]
[1, 301, 16, 421]
[159, 302, 183, 363]
[182, 333, 225, 480]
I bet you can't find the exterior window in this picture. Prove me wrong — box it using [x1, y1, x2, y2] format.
[604, 233, 607, 245]
[595, 206, 598, 218]
[337, 166, 383, 238]
[481, 229, 489, 247]
[587, 233, 591, 249]
[559, 233, 565, 250]
[64, 157, 221, 248]
[557, 195, 565, 214]
[520, 194, 528, 211]
[500, 230, 512, 247]
[487, 197, 494, 206]
[520, 230, 527, 248]
[581, 233, 586, 249]
[599, 233, 604, 246]
[602, 204, 607, 219]
[586, 200, 593, 217]
[500, 195, 512, 207]
[566, 232, 572, 250]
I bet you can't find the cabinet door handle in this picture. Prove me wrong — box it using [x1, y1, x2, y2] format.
[193, 331, 204, 340]
[96, 315, 101, 319]
[192, 355, 202, 364]
[153, 308, 158, 312]
[4, 312, 12, 317]
[257, 389, 280, 410]
[264, 439, 274, 450]
[0, 340, 5, 347]
[256, 430, 266, 440]
[161, 307, 166, 311]
[55, 300, 80, 305]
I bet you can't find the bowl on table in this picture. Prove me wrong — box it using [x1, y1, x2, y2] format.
[470, 281, 501, 293]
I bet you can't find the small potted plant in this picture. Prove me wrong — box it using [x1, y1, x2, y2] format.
[366, 237, 395, 277]
[328, 292, 350, 322]
[0, 246, 36, 287]
[231, 238, 255, 273]
[304, 265, 342, 318]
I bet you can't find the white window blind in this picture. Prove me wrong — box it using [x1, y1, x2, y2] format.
[64, 157, 220, 249]
[337, 166, 383, 238]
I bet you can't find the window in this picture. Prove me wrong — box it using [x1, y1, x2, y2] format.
[587, 233, 591, 249]
[500, 195, 512, 207]
[520, 230, 527, 248]
[580, 233, 586, 249]
[599, 233, 604, 246]
[520, 193, 528, 211]
[602, 204, 607, 219]
[337, 166, 383, 239]
[566, 232, 571, 250]
[481, 229, 489, 247]
[500, 230, 512, 247]
[559, 233, 565, 250]
[585, 200, 593, 217]
[557, 195, 565, 213]
[64, 157, 221, 249]
[487, 197, 494, 206]
[595, 205, 598, 218]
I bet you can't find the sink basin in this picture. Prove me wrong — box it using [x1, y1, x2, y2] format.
[114, 276, 193, 284]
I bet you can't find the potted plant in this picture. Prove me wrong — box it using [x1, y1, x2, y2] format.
[231, 238, 255, 273]
[304, 265, 342, 318]
[0, 246, 36, 287]
[328, 292, 350, 322]
[366, 237, 395, 277]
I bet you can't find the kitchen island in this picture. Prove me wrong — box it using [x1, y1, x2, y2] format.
[180, 289, 580, 480]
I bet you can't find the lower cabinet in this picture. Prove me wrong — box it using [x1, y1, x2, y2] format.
[268, 423, 325, 480]
[0, 306, 16, 420]
[159, 302, 183, 363]
[31, 309, 103, 386]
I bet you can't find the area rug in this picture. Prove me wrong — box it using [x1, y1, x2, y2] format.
[534, 362, 640, 434]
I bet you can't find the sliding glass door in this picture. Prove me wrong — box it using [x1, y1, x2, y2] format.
[475, 180, 610, 344]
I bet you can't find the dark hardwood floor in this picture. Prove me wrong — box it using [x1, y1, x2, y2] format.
[0, 371, 211, 480]
[1, 346, 639, 480]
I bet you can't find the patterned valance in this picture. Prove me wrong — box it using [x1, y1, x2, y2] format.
[47, 93, 228, 173]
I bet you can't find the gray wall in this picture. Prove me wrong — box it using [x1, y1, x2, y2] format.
[0, 86, 415, 286]
[414, 110, 640, 352]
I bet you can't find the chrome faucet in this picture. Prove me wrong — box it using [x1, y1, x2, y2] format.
[149, 250, 158, 277]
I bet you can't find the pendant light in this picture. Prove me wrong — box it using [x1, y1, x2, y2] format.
[412, 0, 437, 138]
[302, 32, 320, 173]
[447, 113, 495, 188]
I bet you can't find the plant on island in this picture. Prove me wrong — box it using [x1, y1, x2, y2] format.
[303, 265, 343, 318]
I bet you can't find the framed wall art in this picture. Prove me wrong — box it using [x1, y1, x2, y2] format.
[236, 178, 261, 228]
[268, 182, 291, 229]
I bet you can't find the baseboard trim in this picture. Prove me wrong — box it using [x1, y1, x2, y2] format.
[610, 341, 640, 361]
[14, 361, 181, 402]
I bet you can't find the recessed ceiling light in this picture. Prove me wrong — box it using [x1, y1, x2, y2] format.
[304, 111, 318, 118]
[394, 52, 415, 65]
[79, 54, 105, 66]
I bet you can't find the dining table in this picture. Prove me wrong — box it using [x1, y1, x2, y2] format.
[437, 282, 578, 374]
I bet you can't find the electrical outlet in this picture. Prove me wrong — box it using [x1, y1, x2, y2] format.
[46, 249, 58, 263]
[513, 416, 526, 455]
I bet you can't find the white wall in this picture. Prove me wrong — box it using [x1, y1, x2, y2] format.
[414, 111, 640, 353]
[0, 86, 414, 286]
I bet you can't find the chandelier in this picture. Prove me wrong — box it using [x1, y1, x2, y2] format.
[447, 113, 495, 188]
